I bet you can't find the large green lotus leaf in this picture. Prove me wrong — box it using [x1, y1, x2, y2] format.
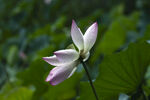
[79, 42, 150, 100]
[96, 42, 150, 99]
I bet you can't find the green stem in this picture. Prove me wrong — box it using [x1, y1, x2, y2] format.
[80, 59, 99, 100]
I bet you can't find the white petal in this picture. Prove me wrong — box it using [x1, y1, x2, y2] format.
[45, 61, 78, 85]
[42, 55, 63, 66]
[54, 49, 79, 64]
[83, 22, 98, 53]
[71, 20, 84, 51]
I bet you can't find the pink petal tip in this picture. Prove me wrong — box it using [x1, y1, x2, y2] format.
[50, 81, 56, 86]
[93, 22, 98, 27]
[42, 57, 47, 61]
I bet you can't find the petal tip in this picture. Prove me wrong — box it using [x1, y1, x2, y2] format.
[45, 79, 49, 82]
[71, 20, 77, 29]
[93, 22, 98, 27]
[45, 71, 53, 82]
[45, 77, 50, 82]
[42, 57, 47, 61]
[42, 57, 50, 62]
[50, 81, 57, 86]
[92, 22, 98, 33]
[72, 19, 75, 24]
[54, 51, 59, 56]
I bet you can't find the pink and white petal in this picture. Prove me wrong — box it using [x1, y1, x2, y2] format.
[54, 49, 79, 63]
[42, 55, 63, 66]
[83, 22, 98, 53]
[46, 61, 78, 85]
[83, 52, 90, 62]
[71, 20, 84, 51]
[45, 67, 58, 82]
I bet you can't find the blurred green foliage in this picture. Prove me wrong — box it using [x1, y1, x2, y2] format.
[0, 0, 150, 100]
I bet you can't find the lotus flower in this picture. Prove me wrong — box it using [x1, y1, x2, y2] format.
[43, 20, 98, 85]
